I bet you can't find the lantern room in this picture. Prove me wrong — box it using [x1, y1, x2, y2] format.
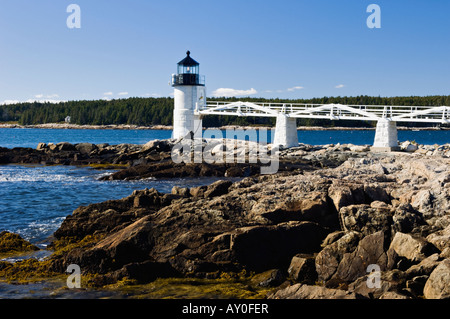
[172, 51, 205, 86]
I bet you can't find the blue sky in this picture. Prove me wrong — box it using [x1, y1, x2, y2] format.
[0, 0, 449, 104]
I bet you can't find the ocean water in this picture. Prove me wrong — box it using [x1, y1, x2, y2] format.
[1, 128, 450, 149]
[0, 128, 173, 149]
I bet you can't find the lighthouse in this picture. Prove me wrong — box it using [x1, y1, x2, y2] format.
[171, 51, 206, 140]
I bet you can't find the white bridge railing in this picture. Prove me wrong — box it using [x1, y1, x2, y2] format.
[197, 101, 450, 124]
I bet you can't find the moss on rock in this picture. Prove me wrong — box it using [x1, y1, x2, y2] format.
[0, 259, 59, 284]
[0, 231, 39, 254]
[106, 275, 276, 299]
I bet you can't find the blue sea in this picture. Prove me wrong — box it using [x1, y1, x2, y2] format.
[0, 128, 449, 247]
[1, 127, 450, 149]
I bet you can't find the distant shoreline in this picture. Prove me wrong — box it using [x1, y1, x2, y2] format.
[0, 123, 448, 131]
[0, 123, 173, 130]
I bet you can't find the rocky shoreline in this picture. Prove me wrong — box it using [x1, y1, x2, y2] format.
[0, 139, 323, 177]
[0, 123, 173, 130]
[1, 139, 449, 299]
[1, 122, 448, 131]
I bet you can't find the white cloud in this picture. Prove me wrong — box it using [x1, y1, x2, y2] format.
[211, 88, 258, 98]
[287, 86, 304, 92]
[35, 94, 60, 99]
[1, 100, 20, 105]
[143, 93, 161, 97]
[335, 84, 345, 89]
[262, 86, 305, 94]
[103, 92, 113, 96]
[1, 98, 65, 105]
[118, 92, 129, 96]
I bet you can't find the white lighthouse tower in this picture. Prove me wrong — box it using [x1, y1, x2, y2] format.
[171, 51, 206, 140]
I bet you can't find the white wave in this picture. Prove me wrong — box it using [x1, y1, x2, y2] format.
[27, 217, 66, 232]
[0, 167, 91, 183]
[12, 217, 66, 246]
[0, 250, 52, 263]
[93, 171, 115, 180]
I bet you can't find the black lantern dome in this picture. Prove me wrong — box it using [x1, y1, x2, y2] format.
[172, 51, 205, 86]
[177, 51, 199, 74]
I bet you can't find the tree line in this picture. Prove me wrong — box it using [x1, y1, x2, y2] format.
[1, 95, 449, 128]
[1, 98, 174, 126]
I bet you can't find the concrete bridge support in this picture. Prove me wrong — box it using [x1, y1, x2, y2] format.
[273, 113, 299, 148]
[372, 118, 400, 151]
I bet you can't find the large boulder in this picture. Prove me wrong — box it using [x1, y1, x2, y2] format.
[75, 143, 98, 154]
[339, 204, 393, 236]
[328, 182, 365, 212]
[250, 269, 286, 288]
[363, 184, 390, 203]
[171, 186, 190, 197]
[269, 283, 363, 299]
[379, 291, 411, 299]
[89, 215, 155, 268]
[410, 190, 434, 213]
[142, 139, 171, 152]
[405, 253, 441, 278]
[329, 231, 390, 285]
[315, 231, 362, 282]
[204, 180, 233, 198]
[57, 215, 154, 274]
[258, 191, 338, 227]
[56, 142, 75, 151]
[392, 204, 426, 234]
[426, 225, 450, 252]
[230, 221, 327, 272]
[287, 254, 317, 284]
[36, 143, 47, 151]
[388, 232, 438, 263]
[400, 141, 418, 152]
[423, 259, 450, 299]
[348, 269, 408, 299]
[53, 188, 173, 240]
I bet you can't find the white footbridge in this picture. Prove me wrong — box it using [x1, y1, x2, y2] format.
[171, 51, 449, 150]
[194, 101, 450, 149]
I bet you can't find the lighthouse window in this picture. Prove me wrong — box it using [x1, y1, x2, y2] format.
[179, 65, 198, 74]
